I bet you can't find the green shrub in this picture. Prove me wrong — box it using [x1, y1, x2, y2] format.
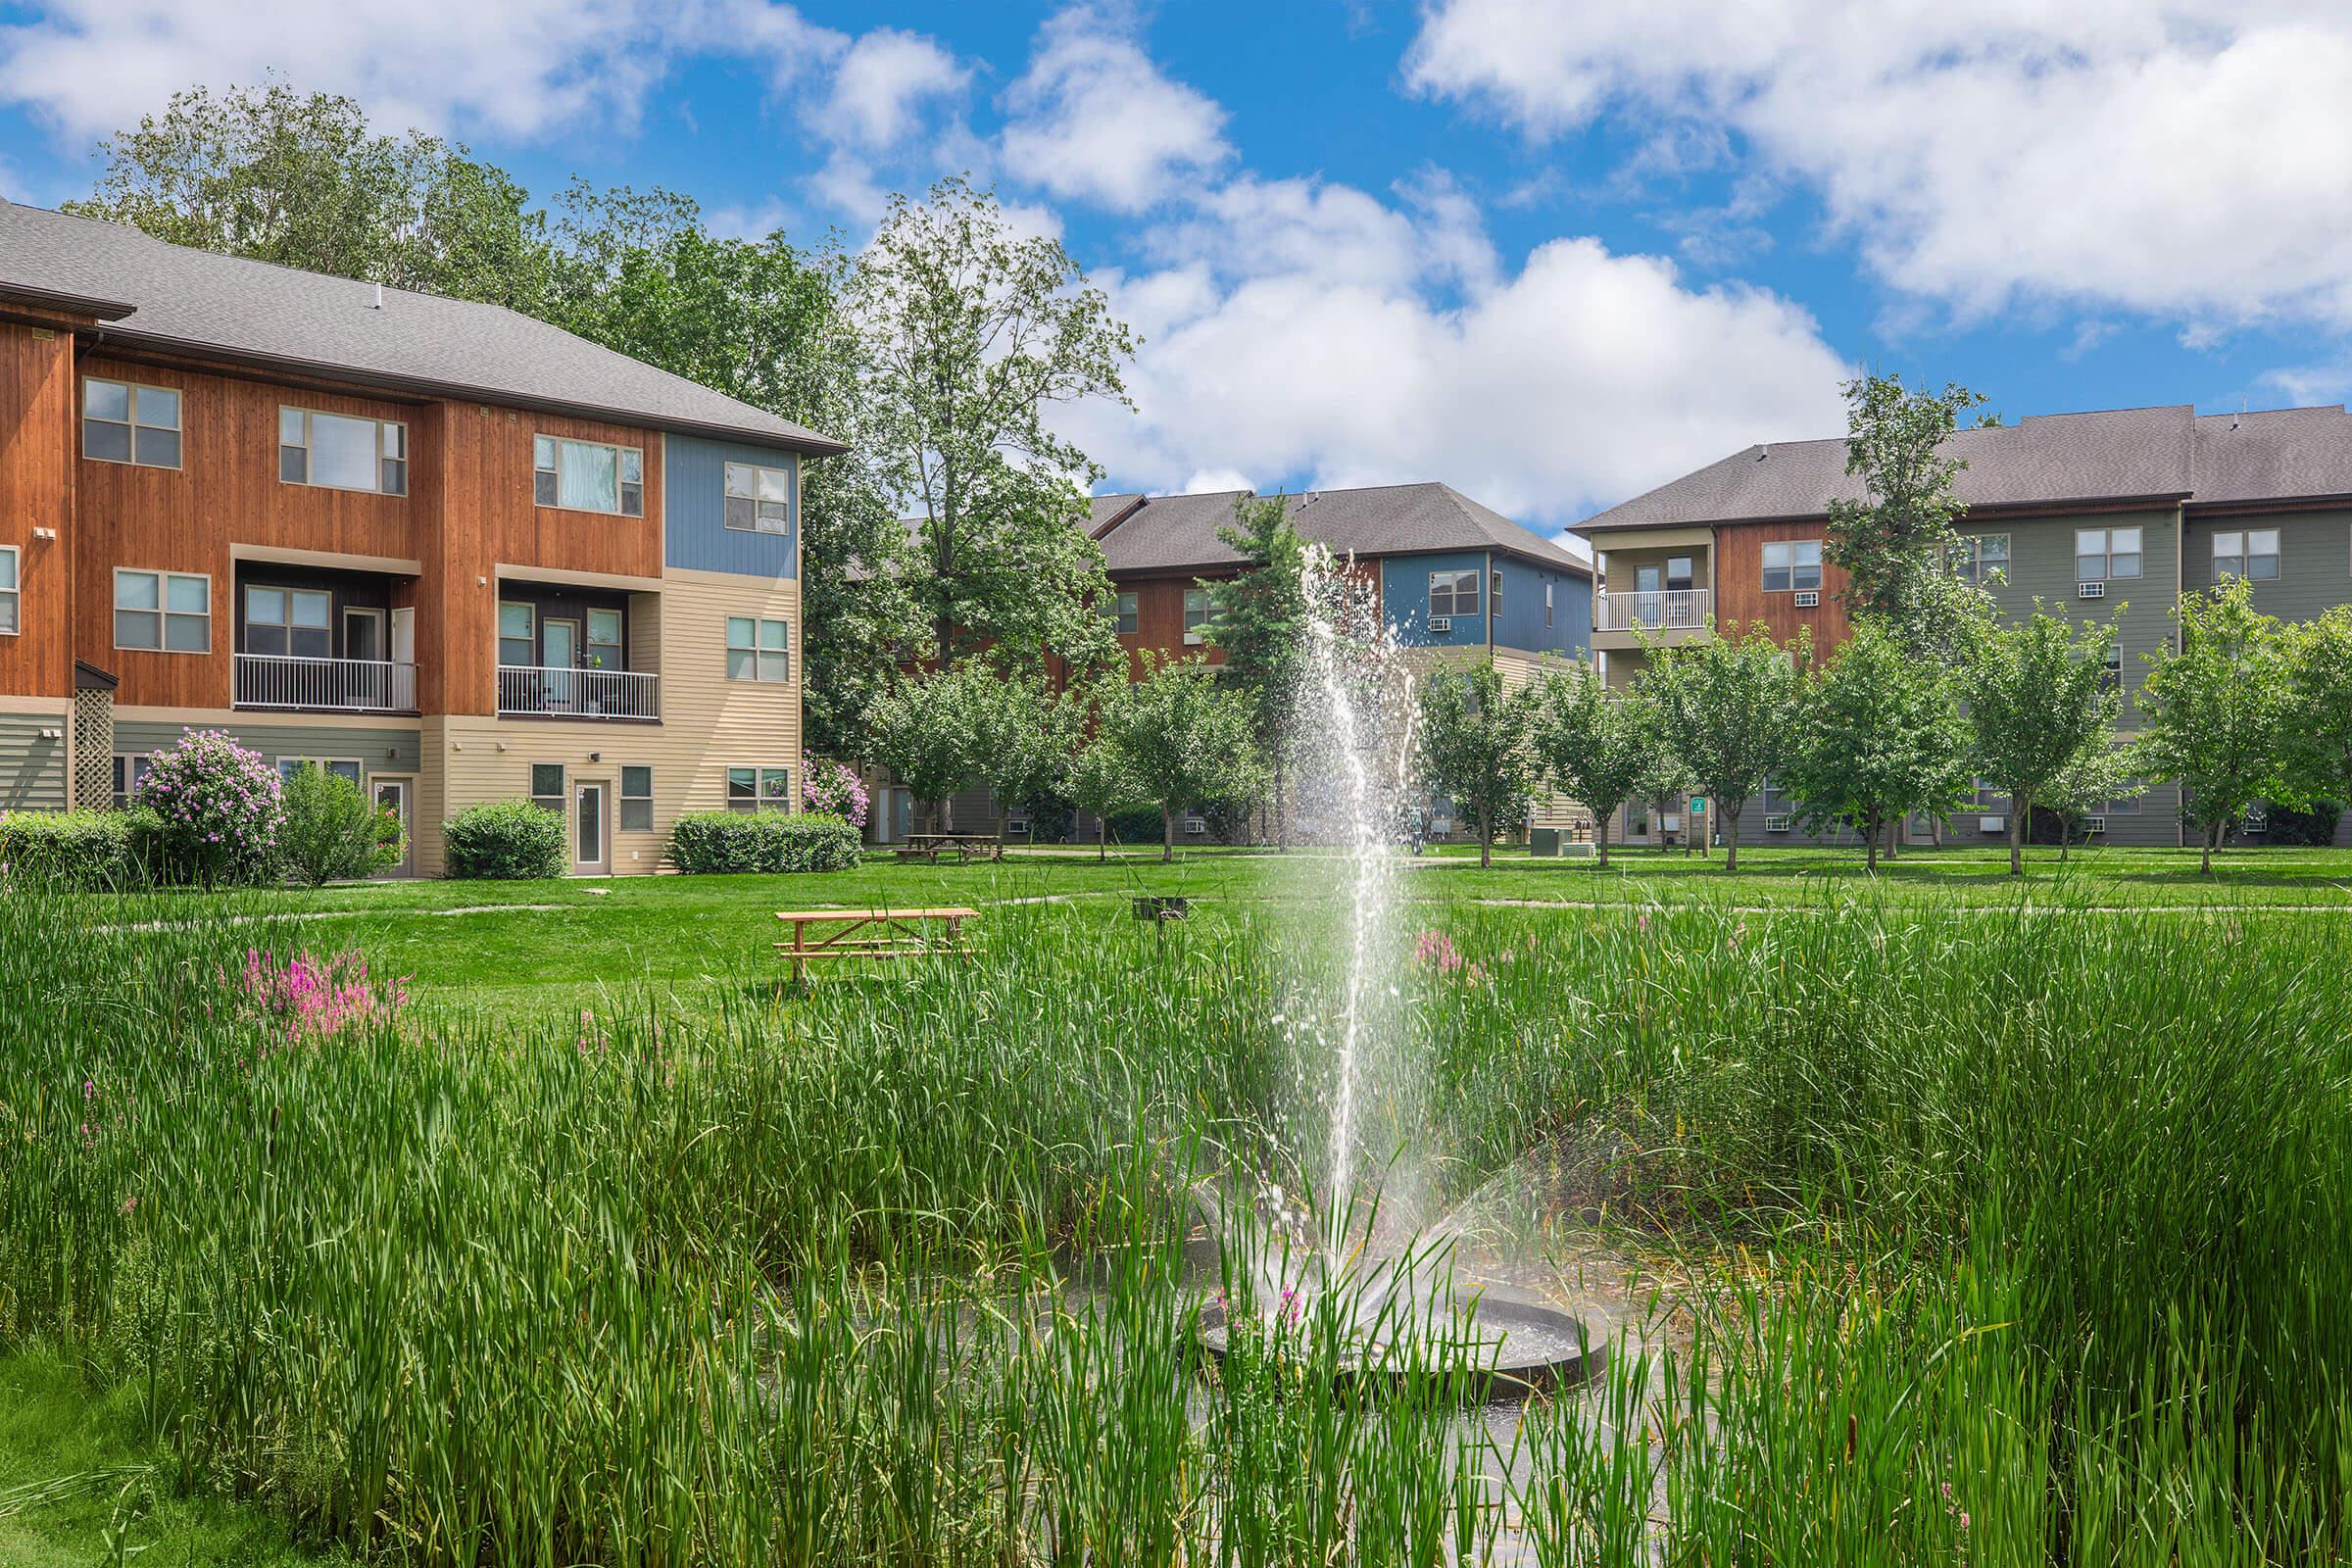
[442, 799, 567, 880]
[0, 808, 163, 887]
[669, 810, 860, 874]
[2261, 801, 2342, 847]
[279, 764, 405, 886]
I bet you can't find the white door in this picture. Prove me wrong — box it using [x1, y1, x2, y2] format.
[574, 782, 609, 874]
[372, 778, 414, 877]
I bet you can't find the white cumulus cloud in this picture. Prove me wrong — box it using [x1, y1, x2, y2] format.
[999, 5, 1231, 212]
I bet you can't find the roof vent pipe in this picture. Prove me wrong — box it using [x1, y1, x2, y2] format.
[371, 282, 383, 311]
[1757, 444, 1770, 461]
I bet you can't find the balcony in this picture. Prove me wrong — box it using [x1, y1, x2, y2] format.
[1594, 588, 1711, 633]
[235, 653, 417, 714]
[497, 664, 661, 720]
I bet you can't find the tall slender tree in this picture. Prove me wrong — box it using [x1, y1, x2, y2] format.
[1826, 373, 1994, 663]
[2283, 605, 2352, 822]
[1416, 662, 1540, 870]
[1530, 662, 1665, 868]
[1641, 622, 1809, 872]
[2137, 578, 2299, 875]
[1963, 606, 2122, 875]
[1200, 495, 1310, 848]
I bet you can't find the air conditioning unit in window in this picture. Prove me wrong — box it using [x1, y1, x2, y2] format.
[1183, 813, 1208, 835]
[1764, 813, 1793, 833]
[2085, 814, 2107, 835]
[1979, 815, 2008, 834]
[2078, 580, 2107, 599]
[1792, 590, 1820, 608]
[1428, 615, 1452, 634]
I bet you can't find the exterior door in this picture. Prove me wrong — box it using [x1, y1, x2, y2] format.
[344, 607, 387, 708]
[372, 778, 414, 877]
[389, 607, 416, 709]
[543, 618, 579, 710]
[574, 781, 609, 874]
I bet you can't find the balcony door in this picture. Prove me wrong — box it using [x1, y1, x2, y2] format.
[543, 618, 579, 708]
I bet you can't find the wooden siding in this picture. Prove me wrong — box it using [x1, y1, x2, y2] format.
[0, 324, 76, 700]
[1712, 519, 1853, 650]
[1111, 571, 1229, 673]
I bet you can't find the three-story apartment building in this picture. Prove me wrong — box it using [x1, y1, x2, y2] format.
[1575, 403, 2352, 849]
[0, 202, 841, 874]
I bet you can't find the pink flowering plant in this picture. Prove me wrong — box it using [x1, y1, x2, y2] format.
[136, 728, 285, 884]
[238, 948, 405, 1043]
[801, 757, 871, 829]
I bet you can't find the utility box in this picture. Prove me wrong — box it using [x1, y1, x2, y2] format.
[1530, 827, 1562, 857]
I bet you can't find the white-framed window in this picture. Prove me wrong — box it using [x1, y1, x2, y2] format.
[498, 602, 536, 666]
[726, 616, 790, 682]
[82, 377, 181, 468]
[620, 765, 653, 831]
[534, 434, 644, 516]
[1666, 556, 1695, 590]
[2076, 526, 2142, 580]
[1971, 778, 2010, 810]
[1544, 580, 1554, 629]
[1429, 569, 1481, 618]
[112, 753, 152, 808]
[1111, 591, 1139, 636]
[2105, 785, 2144, 815]
[1183, 587, 1210, 645]
[244, 584, 332, 659]
[586, 608, 623, 669]
[727, 765, 792, 813]
[277, 758, 362, 787]
[1953, 534, 2010, 585]
[115, 568, 210, 652]
[2213, 528, 2279, 582]
[0, 545, 17, 635]
[278, 407, 407, 494]
[529, 762, 565, 812]
[2101, 644, 2122, 693]
[1491, 570, 1503, 613]
[722, 461, 794, 534]
[1761, 539, 1823, 593]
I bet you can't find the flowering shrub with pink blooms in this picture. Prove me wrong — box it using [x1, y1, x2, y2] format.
[136, 728, 285, 884]
[1412, 928, 1489, 983]
[238, 948, 405, 1043]
[801, 758, 871, 829]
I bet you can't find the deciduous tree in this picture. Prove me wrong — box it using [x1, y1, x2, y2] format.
[2283, 605, 2352, 821]
[1530, 661, 1664, 867]
[1200, 494, 1310, 848]
[864, 663, 991, 836]
[1101, 656, 1264, 861]
[1641, 622, 1809, 871]
[1416, 662, 1539, 870]
[1063, 678, 1149, 860]
[1826, 373, 1996, 664]
[1786, 620, 1972, 870]
[2136, 577, 2298, 875]
[1963, 606, 2122, 875]
[2042, 739, 2142, 862]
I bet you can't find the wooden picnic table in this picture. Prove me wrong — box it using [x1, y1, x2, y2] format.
[774, 906, 980, 983]
[898, 833, 1004, 863]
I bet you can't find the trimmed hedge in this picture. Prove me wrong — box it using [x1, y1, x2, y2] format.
[0, 808, 164, 887]
[443, 799, 568, 880]
[669, 810, 861, 874]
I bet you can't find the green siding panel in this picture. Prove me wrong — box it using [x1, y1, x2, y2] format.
[0, 714, 70, 811]
[114, 720, 421, 779]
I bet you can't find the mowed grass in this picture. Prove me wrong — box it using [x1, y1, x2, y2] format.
[4, 855, 2349, 1561]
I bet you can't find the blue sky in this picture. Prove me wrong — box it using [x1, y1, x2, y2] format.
[5, 1, 2351, 530]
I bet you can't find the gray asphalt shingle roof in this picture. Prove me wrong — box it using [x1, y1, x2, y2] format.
[1097, 481, 1590, 575]
[1579, 403, 2352, 531]
[0, 200, 844, 454]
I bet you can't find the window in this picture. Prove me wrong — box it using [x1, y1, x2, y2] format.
[2101, 645, 2122, 694]
[2105, 785, 2144, 815]
[722, 462, 793, 534]
[82, 378, 180, 468]
[586, 609, 623, 670]
[1544, 580, 1554, 629]
[1760, 777, 1793, 814]
[1429, 569, 1481, 618]
[1183, 588, 1210, 645]
[1954, 534, 2010, 585]
[279, 408, 406, 494]
[0, 546, 16, 635]
[621, 766, 653, 831]
[727, 765, 792, 812]
[726, 616, 790, 682]
[115, 569, 209, 652]
[2077, 526, 2142, 581]
[244, 585, 331, 659]
[1111, 591, 1139, 636]
[112, 754, 151, 808]
[530, 763, 565, 812]
[1666, 556, 1695, 591]
[534, 435, 644, 516]
[1972, 778, 2010, 810]
[1491, 570, 1503, 613]
[498, 602, 538, 667]
[2213, 528, 2280, 582]
[1760, 540, 1823, 593]
[278, 758, 362, 786]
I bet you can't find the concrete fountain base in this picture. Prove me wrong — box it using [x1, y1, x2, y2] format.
[1197, 1286, 1606, 1402]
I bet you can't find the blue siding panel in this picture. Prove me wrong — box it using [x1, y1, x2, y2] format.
[664, 434, 799, 579]
[1381, 550, 1591, 658]
[1383, 551, 1491, 649]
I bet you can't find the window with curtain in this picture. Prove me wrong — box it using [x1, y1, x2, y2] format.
[2076, 526, 2142, 580]
[280, 408, 406, 493]
[534, 435, 643, 515]
[1761, 540, 1823, 592]
[727, 766, 793, 812]
[1428, 569, 1480, 617]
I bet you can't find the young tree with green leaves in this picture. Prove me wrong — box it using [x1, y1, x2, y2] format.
[864, 663, 991, 836]
[1064, 735, 1147, 862]
[1641, 622, 1809, 871]
[1963, 606, 2123, 875]
[1530, 661, 1665, 867]
[1200, 494, 1310, 848]
[2042, 740, 2143, 862]
[1826, 373, 1997, 665]
[1785, 620, 1972, 871]
[964, 676, 1077, 848]
[1416, 662, 1539, 870]
[2136, 577, 2299, 875]
[1100, 656, 1265, 861]
[2283, 605, 2352, 821]
[847, 178, 1131, 677]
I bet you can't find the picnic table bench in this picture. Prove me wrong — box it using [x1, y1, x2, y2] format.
[774, 906, 980, 983]
[896, 833, 1004, 863]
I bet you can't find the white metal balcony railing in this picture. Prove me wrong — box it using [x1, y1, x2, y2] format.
[1595, 588, 1710, 633]
[497, 663, 661, 720]
[235, 653, 417, 713]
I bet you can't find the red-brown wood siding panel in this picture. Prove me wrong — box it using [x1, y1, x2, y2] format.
[1712, 519, 1854, 651]
[0, 324, 74, 698]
